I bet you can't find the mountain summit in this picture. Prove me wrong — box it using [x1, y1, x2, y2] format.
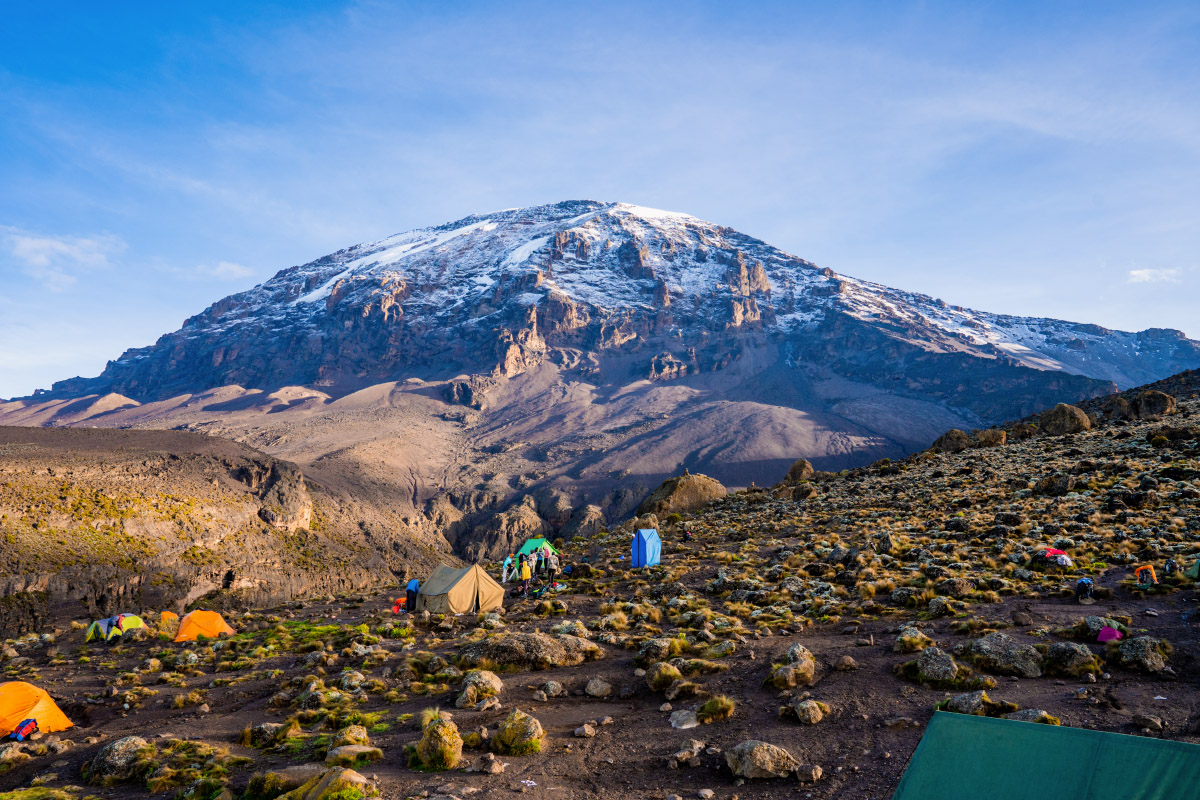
[39, 200, 1199, 408]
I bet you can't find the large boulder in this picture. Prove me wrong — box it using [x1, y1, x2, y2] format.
[930, 429, 970, 454]
[636, 472, 727, 517]
[784, 459, 815, 484]
[86, 736, 148, 785]
[459, 633, 602, 671]
[1131, 390, 1176, 420]
[975, 429, 1007, 447]
[415, 718, 462, 770]
[1040, 404, 1092, 435]
[725, 740, 801, 779]
[492, 710, 545, 756]
[968, 633, 1043, 678]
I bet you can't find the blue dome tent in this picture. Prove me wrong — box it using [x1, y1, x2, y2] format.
[632, 528, 662, 568]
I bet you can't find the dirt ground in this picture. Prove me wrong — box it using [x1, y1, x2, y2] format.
[2, 558, 1197, 800]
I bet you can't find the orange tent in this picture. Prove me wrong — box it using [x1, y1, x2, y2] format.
[174, 610, 235, 642]
[0, 681, 73, 735]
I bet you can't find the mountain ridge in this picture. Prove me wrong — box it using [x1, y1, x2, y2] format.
[26, 200, 1200, 406]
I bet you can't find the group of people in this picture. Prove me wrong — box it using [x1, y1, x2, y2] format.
[502, 546, 560, 596]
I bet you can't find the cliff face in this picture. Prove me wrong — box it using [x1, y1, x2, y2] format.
[0, 426, 449, 636]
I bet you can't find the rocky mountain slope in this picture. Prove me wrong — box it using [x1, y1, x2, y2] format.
[0, 426, 449, 637]
[0, 373, 1197, 800]
[32, 201, 1199, 404]
[4, 201, 1198, 559]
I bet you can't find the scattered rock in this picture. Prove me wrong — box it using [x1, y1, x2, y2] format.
[724, 740, 801, 780]
[86, 735, 147, 784]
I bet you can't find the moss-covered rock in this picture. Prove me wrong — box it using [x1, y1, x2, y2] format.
[492, 710, 545, 756]
[414, 719, 462, 770]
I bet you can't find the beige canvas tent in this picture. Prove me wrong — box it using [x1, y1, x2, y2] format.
[416, 564, 504, 615]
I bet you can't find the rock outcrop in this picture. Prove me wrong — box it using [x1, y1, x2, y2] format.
[637, 472, 728, 517]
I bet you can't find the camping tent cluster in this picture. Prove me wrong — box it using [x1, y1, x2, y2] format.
[82, 609, 235, 644]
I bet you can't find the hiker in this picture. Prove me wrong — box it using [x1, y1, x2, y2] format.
[536, 547, 547, 577]
[1075, 577, 1095, 604]
[546, 549, 560, 585]
[502, 553, 514, 583]
[520, 556, 532, 595]
[405, 578, 419, 612]
[1164, 558, 1179, 576]
[683, 526, 693, 543]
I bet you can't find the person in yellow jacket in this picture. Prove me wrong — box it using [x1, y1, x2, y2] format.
[520, 556, 532, 594]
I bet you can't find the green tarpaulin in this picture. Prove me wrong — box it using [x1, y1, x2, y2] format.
[893, 712, 1200, 800]
[517, 537, 560, 557]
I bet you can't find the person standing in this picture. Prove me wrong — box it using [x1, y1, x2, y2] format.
[502, 552, 514, 583]
[520, 556, 532, 595]
[546, 550, 560, 586]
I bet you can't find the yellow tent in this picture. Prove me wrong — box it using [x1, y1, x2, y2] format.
[174, 610, 236, 642]
[416, 564, 504, 615]
[0, 681, 73, 736]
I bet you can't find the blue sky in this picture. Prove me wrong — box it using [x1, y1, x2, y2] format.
[2, 1, 1198, 398]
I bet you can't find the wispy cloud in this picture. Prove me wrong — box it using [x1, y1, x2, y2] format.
[1128, 267, 1182, 284]
[2, 226, 125, 291]
[198, 261, 254, 280]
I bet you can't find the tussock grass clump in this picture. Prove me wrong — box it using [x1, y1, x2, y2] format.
[696, 695, 736, 724]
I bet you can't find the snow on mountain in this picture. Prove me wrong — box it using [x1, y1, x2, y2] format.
[31, 200, 1200, 415]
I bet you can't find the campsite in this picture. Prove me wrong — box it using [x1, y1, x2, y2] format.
[1, 384, 1200, 799]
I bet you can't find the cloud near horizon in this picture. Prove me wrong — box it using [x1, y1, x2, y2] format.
[2, 227, 126, 291]
[1127, 267, 1183, 284]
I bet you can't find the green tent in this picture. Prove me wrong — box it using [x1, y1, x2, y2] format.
[893, 712, 1200, 800]
[1186, 557, 1199, 581]
[517, 537, 560, 557]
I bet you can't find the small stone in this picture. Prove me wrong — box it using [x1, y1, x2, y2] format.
[1132, 714, 1163, 731]
[698, 791, 715, 799]
[574, 724, 596, 738]
[796, 764, 824, 783]
[660, 703, 673, 712]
